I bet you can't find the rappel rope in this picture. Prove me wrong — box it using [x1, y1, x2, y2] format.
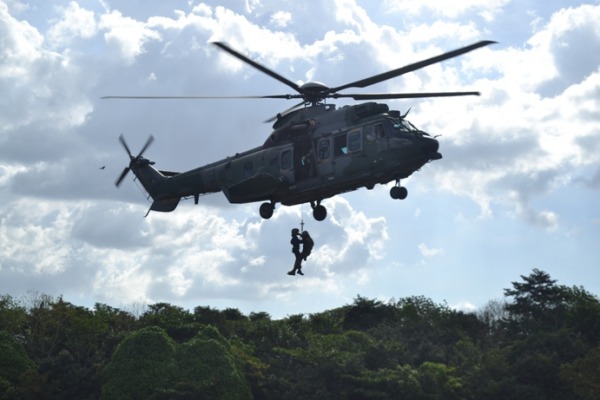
[300, 204, 305, 233]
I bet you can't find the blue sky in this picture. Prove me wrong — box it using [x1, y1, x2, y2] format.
[1, 0, 599, 318]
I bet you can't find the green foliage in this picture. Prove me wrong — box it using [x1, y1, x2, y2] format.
[503, 268, 568, 334]
[560, 345, 600, 400]
[348, 364, 421, 400]
[101, 326, 177, 400]
[0, 295, 27, 335]
[102, 325, 251, 400]
[139, 303, 196, 342]
[174, 327, 252, 399]
[0, 268, 598, 399]
[418, 361, 463, 399]
[0, 331, 37, 398]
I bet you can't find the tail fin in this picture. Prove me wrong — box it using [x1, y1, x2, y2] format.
[115, 135, 181, 215]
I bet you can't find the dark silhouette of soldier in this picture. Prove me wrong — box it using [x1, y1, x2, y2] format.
[300, 231, 314, 261]
[287, 228, 304, 276]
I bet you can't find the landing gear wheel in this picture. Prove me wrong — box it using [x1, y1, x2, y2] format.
[259, 202, 274, 219]
[313, 205, 327, 221]
[390, 186, 408, 200]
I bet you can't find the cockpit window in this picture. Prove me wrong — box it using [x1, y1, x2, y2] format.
[393, 119, 417, 132]
[281, 150, 292, 169]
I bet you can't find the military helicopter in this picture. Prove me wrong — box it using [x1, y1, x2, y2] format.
[107, 40, 495, 221]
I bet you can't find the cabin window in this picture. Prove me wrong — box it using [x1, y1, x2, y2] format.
[348, 129, 362, 153]
[270, 156, 279, 169]
[334, 133, 348, 157]
[375, 123, 385, 138]
[281, 150, 292, 170]
[318, 139, 330, 160]
[243, 161, 253, 178]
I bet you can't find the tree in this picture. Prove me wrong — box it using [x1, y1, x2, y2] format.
[101, 326, 177, 400]
[503, 268, 568, 335]
[0, 331, 40, 399]
[562, 286, 600, 346]
[0, 295, 27, 336]
[477, 298, 508, 335]
[342, 296, 394, 331]
[172, 326, 252, 400]
[140, 303, 196, 342]
[560, 345, 600, 400]
[501, 269, 593, 399]
[22, 296, 106, 399]
[418, 362, 463, 400]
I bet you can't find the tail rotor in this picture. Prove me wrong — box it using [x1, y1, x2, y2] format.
[115, 134, 155, 187]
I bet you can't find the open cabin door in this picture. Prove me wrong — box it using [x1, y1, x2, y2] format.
[293, 136, 316, 181]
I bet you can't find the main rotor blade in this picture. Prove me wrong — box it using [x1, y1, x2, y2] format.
[330, 40, 496, 93]
[102, 95, 300, 100]
[335, 91, 481, 100]
[119, 134, 133, 158]
[212, 42, 303, 94]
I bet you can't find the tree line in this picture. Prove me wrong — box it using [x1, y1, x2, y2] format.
[1, 268, 599, 399]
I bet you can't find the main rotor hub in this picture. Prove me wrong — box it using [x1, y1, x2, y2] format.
[299, 81, 330, 104]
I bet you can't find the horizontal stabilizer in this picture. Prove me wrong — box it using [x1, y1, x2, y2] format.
[145, 197, 181, 216]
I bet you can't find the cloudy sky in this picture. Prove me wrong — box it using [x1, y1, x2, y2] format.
[1, 0, 599, 318]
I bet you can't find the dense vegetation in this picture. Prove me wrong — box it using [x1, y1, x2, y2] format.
[1, 268, 599, 399]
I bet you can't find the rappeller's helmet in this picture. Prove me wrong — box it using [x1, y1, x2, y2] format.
[291, 228, 300, 235]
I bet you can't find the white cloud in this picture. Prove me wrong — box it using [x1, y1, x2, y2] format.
[99, 9, 161, 64]
[451, 301, 477, 312]
[0, 2, 46, 80]
[47, 1, 97, 48]
[270, 11, 291, 28]
[1, 1, 599, 318]
[418, 243, 444, 258]
[383, 0, 511, 20]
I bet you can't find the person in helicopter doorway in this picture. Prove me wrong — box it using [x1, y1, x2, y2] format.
[287, 228, 303, 276]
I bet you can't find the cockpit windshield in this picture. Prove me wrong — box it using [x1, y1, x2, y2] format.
[388, 118, 422, 138]
[392, 118, 418, 132]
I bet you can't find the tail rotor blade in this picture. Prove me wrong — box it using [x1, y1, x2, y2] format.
[137, 135, 154, 159]
[115, 167, 130, 187]
[119, 134, 133, 158]
[115, 135, 155, 188]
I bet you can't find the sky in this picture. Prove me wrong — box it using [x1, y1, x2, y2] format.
[1, 0, 599, 318]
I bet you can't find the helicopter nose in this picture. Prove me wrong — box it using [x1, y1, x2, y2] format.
[421, 136, 439, 154]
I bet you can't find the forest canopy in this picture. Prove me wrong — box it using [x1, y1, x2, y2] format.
[1, 268, 599, 399]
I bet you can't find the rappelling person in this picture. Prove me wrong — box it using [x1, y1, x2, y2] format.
[300, 231, 314, 261]
[287, 228, 303, 276]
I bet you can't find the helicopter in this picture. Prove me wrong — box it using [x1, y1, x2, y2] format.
[107, 40, 495, 221]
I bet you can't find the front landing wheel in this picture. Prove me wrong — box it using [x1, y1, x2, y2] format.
[390, 186, 408, 200]
[312, 204, 327, 221]
[259, 202, 274, 219]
